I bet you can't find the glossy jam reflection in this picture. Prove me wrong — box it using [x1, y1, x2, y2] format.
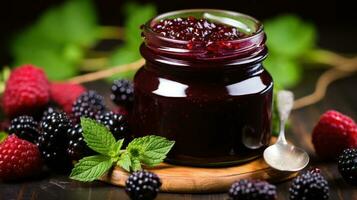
[132, 10, 273, 166]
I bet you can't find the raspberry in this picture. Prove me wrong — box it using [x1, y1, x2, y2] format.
[111, 79, 134, 108]
[338, 148, 357, 185]
[97, 111, 130, 140]
[289, 168, 329, 200]
[3, 65, 50, 118]
[8, 115, 39, 143]
[228, 179, 277, 200]
[67, 124, 94, 161]
[72, 90, 106, 122]
[125, 170, 162, 200]
[312, 110, 357, 159]
[113, 106, 129, 116]
[0, 135, 42, 181]
[50, 82, 86, 114]
[37, 111, 72, 170]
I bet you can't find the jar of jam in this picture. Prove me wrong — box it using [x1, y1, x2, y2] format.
[132, 9, 273, 166]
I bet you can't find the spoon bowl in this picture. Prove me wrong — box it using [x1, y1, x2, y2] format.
[263, 90, 309, 172]
[263, 142, 309, 172]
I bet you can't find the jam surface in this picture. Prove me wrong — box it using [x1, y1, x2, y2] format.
[151, 17, 246, 42]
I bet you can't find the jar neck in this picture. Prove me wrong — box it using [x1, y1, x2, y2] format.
[140, 43, 267, 75]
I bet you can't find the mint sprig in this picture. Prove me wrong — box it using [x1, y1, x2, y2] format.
[70, 118, 175, 182]
[81, 118, 116, 155]
[70, 155, 113, 182]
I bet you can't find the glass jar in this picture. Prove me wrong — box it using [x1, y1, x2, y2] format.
[132, 9, 273, 166]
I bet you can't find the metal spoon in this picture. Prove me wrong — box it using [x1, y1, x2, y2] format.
[263, 90, 309, 172]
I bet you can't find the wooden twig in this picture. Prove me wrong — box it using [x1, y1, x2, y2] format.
[68, 59, 145, 84]
[293, 68, 352, 110]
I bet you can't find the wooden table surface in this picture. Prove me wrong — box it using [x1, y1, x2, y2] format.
[1, 70, 357, 200]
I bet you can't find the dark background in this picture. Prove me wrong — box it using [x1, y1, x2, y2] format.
[0, 0, 356, 65]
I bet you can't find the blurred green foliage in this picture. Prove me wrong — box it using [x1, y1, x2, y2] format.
[108, 2, 156, 80]
[0, 132, 7, 143]
[264, 15, 317, 88]
[10, 0, 98, 80]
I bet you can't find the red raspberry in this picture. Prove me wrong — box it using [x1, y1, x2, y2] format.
[50, 82, 86, 114]
[3, 65, 50, 118]
[0, 135, 42, 180]
[113, 105, 129, 116]
[312, 110, 357, 159]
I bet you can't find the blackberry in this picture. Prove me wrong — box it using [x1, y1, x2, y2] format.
[125, 170, 162, 200]
[67, 124, 94, 161]
[289, 168, 329, 200]
[338, 148, 357, 185]
[37, 111, 72, 170]
[228, 179, 277, 200]
[111, 79, 134, 108]
[41, 107, 58, 121]
[8, 115, 39, 143]
[72, 90, 106, 121]
[97, 111, 130, 140]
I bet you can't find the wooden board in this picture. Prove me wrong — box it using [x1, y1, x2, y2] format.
[101, 137, 297, 193]
[101, 159, 297, 193]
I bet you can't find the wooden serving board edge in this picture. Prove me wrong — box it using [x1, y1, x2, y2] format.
[100, 165, 297, 193]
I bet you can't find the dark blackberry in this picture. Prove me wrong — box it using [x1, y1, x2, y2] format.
[67, 124, 94, 161]
[228, 179, 277, 200]
[8, 115, 39, 143]
[72, 90, 106, 121]
[97, 111, 130, 140]
[37, 111, 72, 170]
[125, 170, 162, 200]
[338, 148, 357, 185]
[289, 168, 329, 200]
[41, 107, 58, 121]
[111, 79, 134, 108]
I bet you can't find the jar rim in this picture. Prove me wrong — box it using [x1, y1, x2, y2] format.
[142, 9, 266, 60]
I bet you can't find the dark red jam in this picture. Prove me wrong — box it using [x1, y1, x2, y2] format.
[152, 16, 246, 45]
[132, 10, 273, 166]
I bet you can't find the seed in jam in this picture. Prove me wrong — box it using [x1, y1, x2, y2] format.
[151, 16, 247, 47]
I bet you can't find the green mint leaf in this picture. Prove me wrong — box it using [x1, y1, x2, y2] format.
[141, 136, 175, 166]
[81, 118, 116, 155]
[131, 158, 142, 172]
[127, 135, 175, 167]
[117, 152, 131, 172]
[109, 139, 124, 157]
[264, 15, 316, 58]
[70, 155, 113, 182]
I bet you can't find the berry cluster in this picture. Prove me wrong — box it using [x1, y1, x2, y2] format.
[311, 110, 357, 184]
[289, 169, 329, 200]
[0, 65, 133, 181]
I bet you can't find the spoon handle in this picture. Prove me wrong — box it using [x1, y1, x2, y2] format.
[277, 90, 294, 144]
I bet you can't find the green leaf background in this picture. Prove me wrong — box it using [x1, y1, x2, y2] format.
[107, 2, 156, 80]
[264, 15, 316, 89]
[11, 0, 98, 80]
